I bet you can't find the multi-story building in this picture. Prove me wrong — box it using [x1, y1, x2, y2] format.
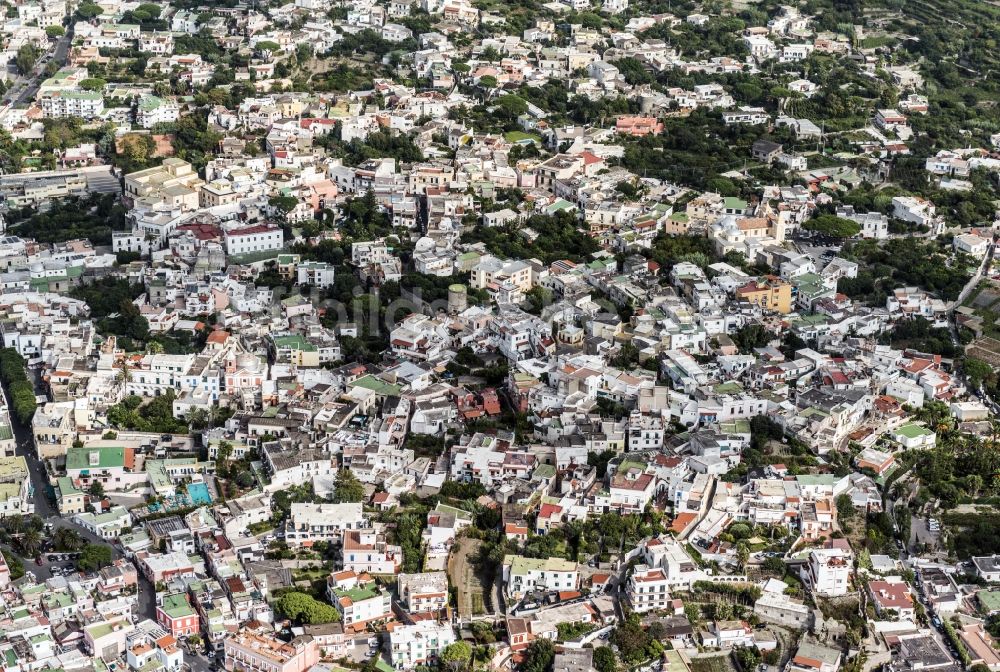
[502, 555, 579, 599]
[326, 571, 392, 630]
[868, 580, 915, 620]
[156, 593, 200, 637]
[296, 261, 336, 288]
[342, 529, 403, 575]
[735, 276, 793, 314]
[397, 572, 449, 614]
[224, 225, 284, 256]
[137, 95, 180, 128]
[284, 503, 366, 547]
[389, 621, 457, 670]
[0, 456, 34, 518]
[224, 632, 319, 672]
[804, 548, 851, 597]
[124, 159, 205, 212]
[40, 90, 104, 119]
[627, 564, 673, 613]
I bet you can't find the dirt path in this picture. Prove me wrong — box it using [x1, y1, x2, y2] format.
[448, 537, 485, 618]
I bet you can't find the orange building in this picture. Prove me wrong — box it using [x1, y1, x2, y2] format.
[735, 275, 793, 314]
[616, 115, 664, 136]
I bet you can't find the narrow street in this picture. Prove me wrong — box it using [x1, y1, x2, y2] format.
[2, 28, 73, 107]
[3, 374, 158, 622]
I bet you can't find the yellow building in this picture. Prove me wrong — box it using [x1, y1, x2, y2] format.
[735, 276, 793, 314]
[57, 477, 87, 515]
[124, 158, 204, 211]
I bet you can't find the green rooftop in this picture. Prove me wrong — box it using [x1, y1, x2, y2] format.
[979, 589, 1000, 613]
[619, 459, 647, 474]
[138, 95, 167, 111]
[896, 424, 933, 439]
[796, 474, 842, 486]
[161, 593, 195, 618]
[335, 584, 380, 603]
[719, 419, 751, 434]
[65, 446, 126, 471]
[273, 334, 317, 352]
[534, 463, 556, 479]
[85, 621, 119, 640]
[350, 374, 401, 397]
[795, 272, 828, 296]
[434, 503, 473, 522]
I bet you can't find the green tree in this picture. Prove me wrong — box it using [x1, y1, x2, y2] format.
[520, 639, 554, 672]
[732, 324, 773, 352]
[53, 527, 85, 551]
[18, 528, 42, 557]
[45, 25, 65, 38]
[804, 214, 861, 238]
[714, 600, 733, 621]
[965, 358, 993, 389]
[440, 642, 473, 672]
[593, 646, 616, 672]
[76, 1, 101, 18]
[276, 592, 341, 624]
[610, 616, 651, 665]
[836, 493, 856, 522]
[79, 77, 107, 91]
[332, 469, 365, 503]
[76, 543, 113, 571]
[1, 551, 24, 580]
[269, 195, 299, 217]
[15, 44, 39, 75]
[736, 541, 750, 571]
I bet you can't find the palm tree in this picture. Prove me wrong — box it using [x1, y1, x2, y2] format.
[116, 362, 132, 385]
[187, 408, 209, 431]
[146, 341, 164, 355]
[4, 514, 24, 535]
[54, 527, 83, 552]
[736, 541, 750, 572]
[18, 528, 43, 557]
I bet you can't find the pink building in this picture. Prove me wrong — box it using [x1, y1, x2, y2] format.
[224, 632, 320, 672]
[616, 115, 664, 136]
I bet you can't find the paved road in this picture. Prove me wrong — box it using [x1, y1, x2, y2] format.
[8, 373, 56, 518]
[3, 373, 158, 622]
[2, 29, 72, 107]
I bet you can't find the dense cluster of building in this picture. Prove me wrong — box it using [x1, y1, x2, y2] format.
[1, 0, 1000, 671]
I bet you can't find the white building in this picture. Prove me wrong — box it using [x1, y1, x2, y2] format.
[626, 564, 673, 613]
[397, 572, 449, 614]
[389, 621, 457, 669]
[224, 225, 284, 256]
[40, 91, 105, 119]
[137, 96, 180, 129]
[502, 555, 579, 599]
[754, 588, 810, 628]
[284, 503, 366, 546]
[342, 529, 402, 575]
[804, 548, 851, 597]
[297, 261, 336, 288]
[954, 233, 989, 258]
[326, 571, 392, 628]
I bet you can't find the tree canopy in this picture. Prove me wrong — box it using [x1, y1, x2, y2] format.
[803, 214, 861, 238]
[276, 592, 341, 624]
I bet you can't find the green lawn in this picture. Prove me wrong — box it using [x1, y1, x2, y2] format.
[504, 131, 541, 143]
